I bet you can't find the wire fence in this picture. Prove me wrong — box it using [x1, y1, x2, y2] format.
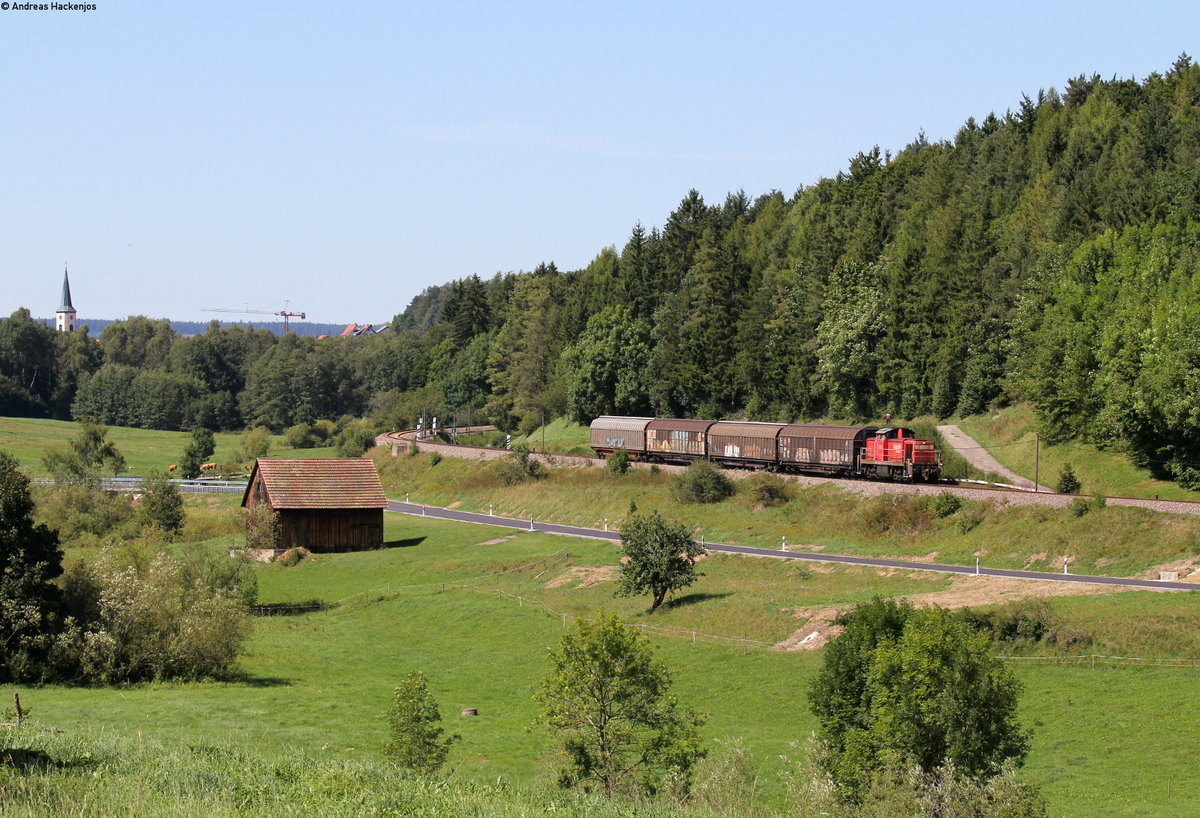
[998, 654, 1200, 668]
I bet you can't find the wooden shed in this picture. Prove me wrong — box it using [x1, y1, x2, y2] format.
[241, 458, 388, 552]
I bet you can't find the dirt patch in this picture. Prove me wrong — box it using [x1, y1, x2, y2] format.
[447, 501, 462, 509]
[774, 575, 1123, 652]
[1143, 557, 1200, 582]
[545, 565, 620, 589]
[476, 535, 518, 546]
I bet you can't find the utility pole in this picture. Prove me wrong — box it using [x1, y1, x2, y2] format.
[1034, 433, 1040, 493]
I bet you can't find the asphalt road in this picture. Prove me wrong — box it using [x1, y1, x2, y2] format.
[386, 500, 1198, 593]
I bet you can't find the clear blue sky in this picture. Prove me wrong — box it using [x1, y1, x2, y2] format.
[2, 1, 1195, 325]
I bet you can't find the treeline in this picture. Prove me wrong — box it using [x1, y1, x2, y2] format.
[2, 58, 1199, 483]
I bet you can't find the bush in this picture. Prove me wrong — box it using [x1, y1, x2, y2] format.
[671, 460, 734, 504]
[495, 443, 543, 486]
[138, 473, 185, 535]
[429, 452, 443, 467]
[284, 422, 319, 449]
[930, 491, 962, 518]
[606, 447, 630, 475]
[1068, 497, 1091, 518]
[53, 547, 252, 683]
[1057, 463, 1081, 494]
[244, 503, 280, 552]
[239, 426, 273, 460]
[862, 495, 934, 534]
[741, 471, 792, 507]
[334, 421, 379, 457]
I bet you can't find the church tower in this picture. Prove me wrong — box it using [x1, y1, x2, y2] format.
[55, 265, 76, 332]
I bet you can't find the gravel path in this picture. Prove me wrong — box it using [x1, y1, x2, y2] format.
[936, 424, 1053, 492]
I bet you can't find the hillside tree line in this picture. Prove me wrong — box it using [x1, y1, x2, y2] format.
[2, 58, 1199, 483]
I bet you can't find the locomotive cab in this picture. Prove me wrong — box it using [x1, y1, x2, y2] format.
[860, 428, 942, 482]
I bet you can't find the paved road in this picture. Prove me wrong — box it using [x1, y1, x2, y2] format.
[386, 500, 1197, 593]
[936, 424, 1053, 492]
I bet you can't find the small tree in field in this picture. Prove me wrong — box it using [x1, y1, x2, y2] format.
[1057, 463, 1081, 494]
[618, 512, 706, 610]
[139, 472, 185, 535]
[179, 428, 216, 479]
[384, 670, 458, 775]
[535, 613, 706, 796]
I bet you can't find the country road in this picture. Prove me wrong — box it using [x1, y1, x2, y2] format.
[385, 500, 1198, 593]
[936, 424, 1054, 492]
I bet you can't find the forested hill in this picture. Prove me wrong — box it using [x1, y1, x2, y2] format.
[3, 57, 1199, 486]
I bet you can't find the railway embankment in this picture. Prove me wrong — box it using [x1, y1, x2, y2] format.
[376, 428, 1200, 518]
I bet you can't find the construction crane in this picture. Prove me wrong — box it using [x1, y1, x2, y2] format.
[202, 305, 307, 333]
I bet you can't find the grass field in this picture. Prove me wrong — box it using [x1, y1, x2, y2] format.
[5, 419, 1200, 815]
[5, 512, 1199, 816]
[0, 417, 336, 476]
[957, 405, 1198, 501]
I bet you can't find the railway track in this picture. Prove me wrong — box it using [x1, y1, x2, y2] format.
[375, 428, 1200, 517]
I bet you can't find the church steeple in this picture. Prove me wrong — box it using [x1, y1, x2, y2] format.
[56, 265, 76, 332]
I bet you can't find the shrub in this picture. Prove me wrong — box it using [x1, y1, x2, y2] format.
[1057, 463, 1081, 494]
[138, 473, 185, 535]
[671, 460, 734, 504]
[284, 422, 319, 449]
[1068, 497, 1091, 518]
[334, 421, 379, 457]
[930, 491, 962, 518]
[741, 472, 792, 507]
[606, 447, 630, 475]
[495, 443, 543, 486]
[244, 503, 280, 552]
[238, 426, 273, 460]
[862, 495, 934, 534]
[54, 547, 251, 683]
[429, 452, 443, 467]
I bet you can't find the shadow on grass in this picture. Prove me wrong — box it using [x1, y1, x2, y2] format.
[661, 591, 733, 610]
[229, 672, 294, 688]
[384, 536, 426, 549]
[250, 600, 328, 616]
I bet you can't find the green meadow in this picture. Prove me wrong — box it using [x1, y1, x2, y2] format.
[4, 511, 1198, 816]
[4, 419, 1200, 815]
[0, 416, 335, 476]
[956, 404, 1200, 501]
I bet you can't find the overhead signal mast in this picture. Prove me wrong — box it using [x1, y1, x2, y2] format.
[202, 304, 307, 334]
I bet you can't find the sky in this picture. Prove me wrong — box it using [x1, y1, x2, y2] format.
[1, 1, 1196, 326]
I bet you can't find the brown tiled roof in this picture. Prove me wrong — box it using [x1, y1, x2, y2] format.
[243, 458, 388, 510]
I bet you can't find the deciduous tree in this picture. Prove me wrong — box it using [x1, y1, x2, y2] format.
[617, 512, 706, 610]
[534, 612, 706, 795]
[384, 670, 459, 775]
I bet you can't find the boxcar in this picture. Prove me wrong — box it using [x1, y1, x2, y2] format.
[644, 418, 715, 462]
[778, 424, 877, 475]
[589, 416, 653, 457]
[707, 421, 784, 466]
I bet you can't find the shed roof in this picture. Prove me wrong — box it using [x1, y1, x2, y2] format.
[242, 458, 388, 510]
[779, 424, 877, 440]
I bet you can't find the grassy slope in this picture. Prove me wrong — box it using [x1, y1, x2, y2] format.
[380, 448, 1200, 579]
[0, 416, 335, 476]
[7, 512, 1198, 816]
[956, 404, 1199, 501]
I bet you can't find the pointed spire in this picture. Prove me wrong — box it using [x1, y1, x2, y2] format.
[59, 264, 75, 312]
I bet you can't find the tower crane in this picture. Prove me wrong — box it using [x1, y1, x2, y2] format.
[202, 305, 307, 333]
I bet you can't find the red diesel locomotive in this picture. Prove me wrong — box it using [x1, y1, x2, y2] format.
[589, 416, 942, 482]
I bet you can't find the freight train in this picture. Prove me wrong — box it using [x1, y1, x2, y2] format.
[589, 416, 942, 482]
